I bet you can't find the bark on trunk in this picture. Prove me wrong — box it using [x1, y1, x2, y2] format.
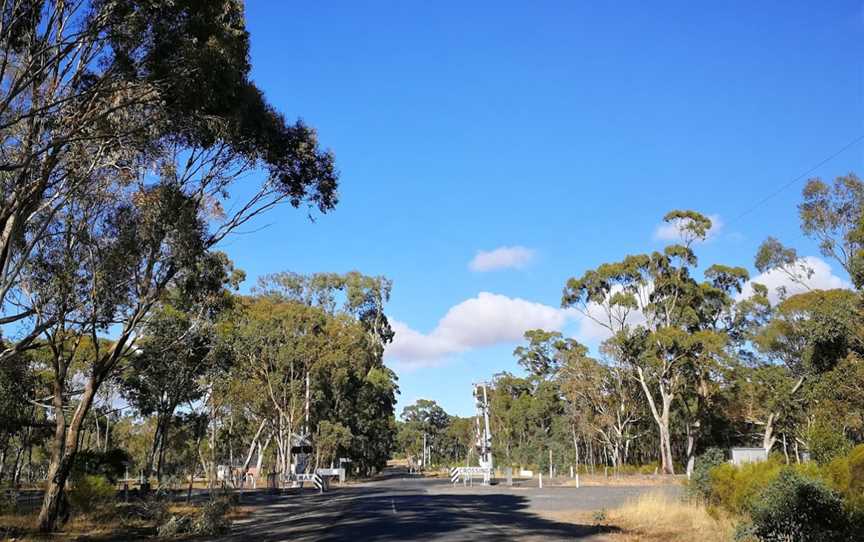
[636, 367, 675, 475]
[238, 420, 266, 487]
[38, 374, 99, 532]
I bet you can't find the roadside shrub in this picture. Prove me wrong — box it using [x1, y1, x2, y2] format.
[806, 419, 853, 464]
[68, 474, 115, 515]
[747, 469, 849, 542]
[190, 497, 232, 535]
[72, 448, 131, 483]
[709, 458, 784, 514]
[826, 445, 864, 506]
[0, 490, 15, 514]
[689, 448, 726, 501]
[637, 464, 658, 475]
[157, 514, 192, 537]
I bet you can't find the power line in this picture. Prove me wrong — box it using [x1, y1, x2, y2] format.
[731, 133, 864, 225]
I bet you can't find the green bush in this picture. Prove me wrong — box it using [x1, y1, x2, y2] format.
[689, 448, 726, 501]
[825, 444, 864, 512]
[638, 464, 658, 475]
[807, 419, 853, 464]
[0, 490, 15, 514]
[709, 458, 784, 514]
[72, 448, 131, 483]
[68, 474, 116, 515]
[747, 468, 850, 542]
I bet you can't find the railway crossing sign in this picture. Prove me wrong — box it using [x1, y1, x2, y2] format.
[293, 472, 327, 492]
[450, 466, 492, 485]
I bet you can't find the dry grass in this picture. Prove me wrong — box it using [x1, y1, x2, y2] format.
[1, 511, 151, 541]
[606, 491, 735, 542]
[0, 500, 247, 541]
[541, 492, 736, 542]
[559, 474, 684, 487]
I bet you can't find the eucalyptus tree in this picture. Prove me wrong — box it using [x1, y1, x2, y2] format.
[229, 298, 329, 477]
[514, 329, 582, 380]
[562, 211, 745, 474]
[254, 271, 395, 355]
[557, 341, 644, 471]
[121, 263, 237, 483]
[400, 399, 451, 464]
[747, 174, 864, 454]
[244, 271, 398, 475]
[752, 289, 860, 452]
[0, 1, 340, 529]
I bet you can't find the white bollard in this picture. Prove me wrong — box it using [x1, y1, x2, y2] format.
[576, 473, 580, 488]
[539, 472, 543, 489]
[570, 465, 574, 479]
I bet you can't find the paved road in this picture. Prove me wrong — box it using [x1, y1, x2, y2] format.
[214, 471, 680, 541]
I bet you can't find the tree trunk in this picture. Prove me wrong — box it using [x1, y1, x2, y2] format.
[685, 427, 696, 478]
[571, 427, 580, 469]
[0, 445, 6, 484]
[636, 368, 675, 475]
[762, 413, 777, 452]
[238, 420, 266, 487]
[12, 446, 24, 488]
[38, 374, 99, 532]
[255, 435, 271, 489]
[103, 414, 110, 452]
[658, 421, 675, 475]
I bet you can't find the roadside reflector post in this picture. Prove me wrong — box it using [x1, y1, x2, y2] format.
[539, 472, 543, 489]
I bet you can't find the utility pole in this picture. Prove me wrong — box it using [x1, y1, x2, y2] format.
[473, 382, 493, 484]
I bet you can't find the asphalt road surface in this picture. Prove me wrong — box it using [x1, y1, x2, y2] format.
[212, 470, 681, 541]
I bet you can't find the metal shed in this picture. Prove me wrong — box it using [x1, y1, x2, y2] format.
[730, 447, 768, 465]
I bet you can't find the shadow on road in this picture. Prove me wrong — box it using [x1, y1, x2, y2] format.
[222, 486, 618, 541]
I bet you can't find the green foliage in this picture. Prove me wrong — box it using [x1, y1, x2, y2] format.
[807, 418, 853, 464]
[825, 445, 864, 512]
[316, 421, 352, 467]
[514, 329, 584, 379]
[688, 448, 727, 501]
[701, 447, 864, 540]
[709, 459, 785, 514]
[72, 449, 131, 484]
[0, 355, 33, 440]
[747, 469, 849, 542]
[68, 475, 116, 515]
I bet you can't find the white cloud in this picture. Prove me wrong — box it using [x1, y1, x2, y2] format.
[653, 214, 724, 243]
[388, 256, 849, 370]
[385, 292, 569, 369]
[469, 246, 535, 272]
[738, 256, 850, 304]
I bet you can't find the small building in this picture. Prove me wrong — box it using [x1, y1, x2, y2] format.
[730, 447, 768, 465]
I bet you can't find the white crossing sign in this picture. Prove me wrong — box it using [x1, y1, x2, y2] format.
[293, 472, 327, 492]
[450, 466, 492, 485]
[316, 467, 346, 484]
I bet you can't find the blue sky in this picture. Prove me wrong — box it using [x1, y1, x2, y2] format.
[221, 1, 864, 417]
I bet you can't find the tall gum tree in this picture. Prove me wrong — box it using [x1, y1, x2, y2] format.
[747, 174, 864, 453]
[0, 1, 340, 531]
[562, 210, 745, 475]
